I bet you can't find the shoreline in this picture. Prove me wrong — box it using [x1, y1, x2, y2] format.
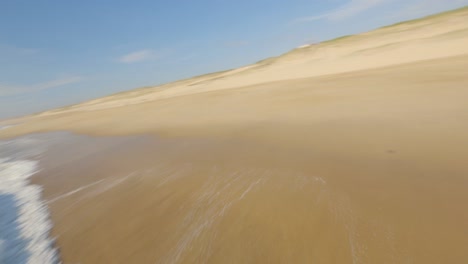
[11, 131, 467, 263]
[0, 136, 61, 264]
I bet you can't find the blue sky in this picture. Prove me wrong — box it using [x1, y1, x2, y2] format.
[1, 0, 467, 119]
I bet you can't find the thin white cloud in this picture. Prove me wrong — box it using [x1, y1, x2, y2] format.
[297, 0, 391, 22]
[0, 76, 83, 97]
[16, 47, 38, 55]
[0, 44, 38, 55]
[173, 53, 199, 63]
[224, 40, 249, 48]
[118, 49, 155, 63]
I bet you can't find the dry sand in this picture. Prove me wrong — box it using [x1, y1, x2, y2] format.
[2, 7, 468, 264]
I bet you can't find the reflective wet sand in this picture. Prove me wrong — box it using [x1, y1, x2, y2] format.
[30, 132, 468, 263]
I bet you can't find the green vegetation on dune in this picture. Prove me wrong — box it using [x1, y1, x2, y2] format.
[321, 35, 354, 44]
[308, 6, 468, 48]
[382, 6, 468, 29]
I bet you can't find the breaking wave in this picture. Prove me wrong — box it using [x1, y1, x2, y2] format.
[0, 136, 60, 264]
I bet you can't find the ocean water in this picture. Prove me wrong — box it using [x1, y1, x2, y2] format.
[0, 135, 60, 264]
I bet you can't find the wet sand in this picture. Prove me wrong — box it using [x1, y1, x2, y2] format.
[27, 130, 468, 264]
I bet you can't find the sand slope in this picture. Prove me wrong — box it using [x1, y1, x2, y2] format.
[1, 7, 468, 136]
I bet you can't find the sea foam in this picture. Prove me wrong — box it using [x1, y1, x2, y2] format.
[0, 137, 60, 264]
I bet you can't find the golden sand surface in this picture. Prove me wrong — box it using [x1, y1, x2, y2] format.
[1, 7, 468, 264]
[30, 131, 468, 264]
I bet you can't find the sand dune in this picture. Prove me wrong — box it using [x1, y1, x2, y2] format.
[1, 8, 468, 136]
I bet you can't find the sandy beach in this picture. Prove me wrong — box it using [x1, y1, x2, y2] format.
[1, 7, 468, 264]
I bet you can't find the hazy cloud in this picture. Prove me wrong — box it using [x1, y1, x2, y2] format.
[297, 0, 391, 22]
[15, 47, 38, 55]
[224, 41, 249, 48]
[0, 76, 83, 97]
[0, 44, 38, 57]
[118, 49, 155, 63]
[173, 53, 199, 64]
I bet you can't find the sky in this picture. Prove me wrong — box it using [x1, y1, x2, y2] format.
[1, 0, 467, 119]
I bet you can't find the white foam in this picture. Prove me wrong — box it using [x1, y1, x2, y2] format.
[47, 179, 105, 204]
[0, 158, 60, 263]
